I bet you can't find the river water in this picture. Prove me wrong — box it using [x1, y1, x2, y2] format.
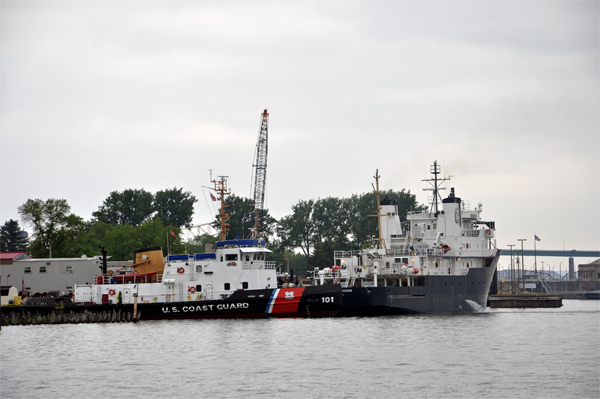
[1, 300, 598, 399]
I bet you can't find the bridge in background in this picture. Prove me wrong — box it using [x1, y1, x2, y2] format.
[499, 249, 599, 258]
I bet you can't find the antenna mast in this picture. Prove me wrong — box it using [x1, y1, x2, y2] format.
[212, 175, 231, 241]
[252, 109, 269, 237]
[369, 169, 387, 252]
[422, 160, 451, 216]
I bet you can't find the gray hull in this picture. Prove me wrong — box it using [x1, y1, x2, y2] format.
[339, 255, 498, 316]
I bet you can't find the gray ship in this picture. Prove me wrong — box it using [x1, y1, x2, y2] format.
[313, 161, 500, 315]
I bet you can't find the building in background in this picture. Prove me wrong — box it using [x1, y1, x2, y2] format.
[578, 259, 599, 286]
[0, 255, 131, 295]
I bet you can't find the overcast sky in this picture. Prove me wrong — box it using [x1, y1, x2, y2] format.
[1, 1, 598, 267]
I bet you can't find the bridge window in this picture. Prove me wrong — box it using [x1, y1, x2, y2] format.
[196, 265, 202, 273]
[226, 254, 238, 261]
[196, 284, 202, 292]
[224, 283, 230, 290]
[242, 282, 248, 289]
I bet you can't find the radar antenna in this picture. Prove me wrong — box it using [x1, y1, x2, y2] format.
[251, 109, 269, 237]
[422, 160, 451, 217]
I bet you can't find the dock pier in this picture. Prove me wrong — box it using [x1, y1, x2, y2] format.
[1, 307, 139, 326]
[488, 294, 563, 308]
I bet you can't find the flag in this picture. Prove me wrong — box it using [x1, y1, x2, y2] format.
[22, 276, 26, 296]
[535, 235, 541, 242]
[170, 229, 176, 238]
[210, 193, 217, 201]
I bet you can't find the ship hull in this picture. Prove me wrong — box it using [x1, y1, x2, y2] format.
[20, 285, 343, 320]
[338, 265, 496, 316]
[140, 285, 342, 319]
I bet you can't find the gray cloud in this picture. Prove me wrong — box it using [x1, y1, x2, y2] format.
[1, 0, 598, 255]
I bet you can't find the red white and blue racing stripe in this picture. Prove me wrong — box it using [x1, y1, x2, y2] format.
[265, 287, 306, 314]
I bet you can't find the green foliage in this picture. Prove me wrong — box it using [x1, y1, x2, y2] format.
[214, 195, 276, 242]
[104, 224, 140, 260]
[99, 219, 184, 261]
[276, 190, 425, 267]
[276, 199, 315, 257]
[13, 182, 424, 274]
[92, 189, 154, 226]
[0, 219, 28, 251]
[17, 198, 86, 257]
[185, 233, 218, 255]
[307, 240, 336, 271]
[154, 187, 197, 229]
[266, 247, 307, 280]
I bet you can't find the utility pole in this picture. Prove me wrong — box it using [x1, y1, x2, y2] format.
[508, 244, 515, 294]
[517, 239, 527, 293]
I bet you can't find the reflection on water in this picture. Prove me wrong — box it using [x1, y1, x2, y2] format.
[1, 300, 598, 399]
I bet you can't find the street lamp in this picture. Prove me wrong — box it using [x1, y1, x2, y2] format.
[559, 262, 563, 281]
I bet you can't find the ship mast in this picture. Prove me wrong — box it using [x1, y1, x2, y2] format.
[422, 160, 451, 217]
[371, 169, 387, 252]
[212, 175, 231, 241]
[251, 109, 269, 237]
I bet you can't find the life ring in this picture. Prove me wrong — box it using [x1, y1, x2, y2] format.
[485, 229, 491, 236]
[189, 286, 196, 293]
[108, 289, 116, 296]
[177, 267, 185, 274]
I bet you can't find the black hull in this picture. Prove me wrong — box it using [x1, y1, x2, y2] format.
[338, 267, 496, 316]
[18, 285, 343, 320]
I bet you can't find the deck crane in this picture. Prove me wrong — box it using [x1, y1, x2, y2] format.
[251, 109, 269, 237]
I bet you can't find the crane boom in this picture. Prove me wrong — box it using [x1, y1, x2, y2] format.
[252, 109, 269, 236]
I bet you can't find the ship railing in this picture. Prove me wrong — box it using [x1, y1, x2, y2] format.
[95, 273, 163, 285]
[462, 229, 481, 238]
[241, 261, 277, 270]
[334, 248, 448, 259]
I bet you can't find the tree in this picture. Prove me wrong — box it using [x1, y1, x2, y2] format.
[98, 219, 185, 261]
[93, 189, 154, 226]
[104, 224, 143, 261]
[185, 233, 218, 255]
[213, 195, 276, 241]
[153, 187, 197, 229]
[0, 219, 28, 251]
[307, 239, 336, 271]
[276, 199, 315, 257]
[312, 197, 354, 250]
[18, 198, 71, 257]
[17, 198, 94, 258]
